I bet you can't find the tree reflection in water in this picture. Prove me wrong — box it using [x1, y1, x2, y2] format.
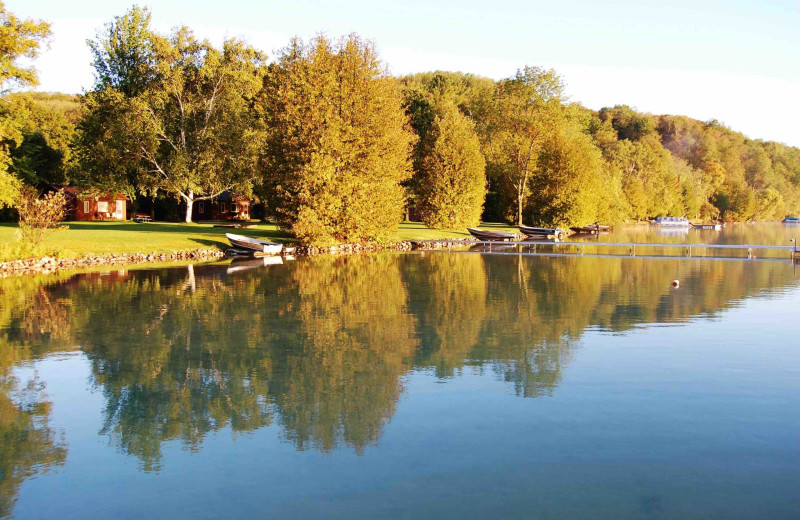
[0, 251, 797, 488]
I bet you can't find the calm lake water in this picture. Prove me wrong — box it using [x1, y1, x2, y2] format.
[1, 224, 799, 519]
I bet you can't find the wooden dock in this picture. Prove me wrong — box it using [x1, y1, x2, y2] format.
[419, 239, 798, 262]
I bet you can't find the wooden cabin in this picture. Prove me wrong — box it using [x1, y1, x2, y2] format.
[62, 187, 128, 221]
[192, 192, 251, 221]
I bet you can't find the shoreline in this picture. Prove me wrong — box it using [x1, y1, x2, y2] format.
[0, 238, 479, 277]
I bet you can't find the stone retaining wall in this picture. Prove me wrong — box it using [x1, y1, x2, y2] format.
[0, 249, 225, 277]
[0, 238, 483, 277]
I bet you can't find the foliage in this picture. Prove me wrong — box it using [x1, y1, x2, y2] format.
[475, 66, 566, 225]
[15, 187, 67, 248]
[0, 1, 51, 207]
[87, 5, 157, 97]
[2, 92, 79, 186]
[527, 121, 604, 226]
[414, 101, 486, 228]
[0, 1, 51, 93]
[77, 7, 267, 222]
[259, 34, 415, 245]
[0, 147, 20, 206]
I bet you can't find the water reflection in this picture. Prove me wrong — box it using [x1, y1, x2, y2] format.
[0, 251, 798, 498]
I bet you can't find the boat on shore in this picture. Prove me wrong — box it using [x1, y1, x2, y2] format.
[570, 224, 611, 235]
[653, 216, 692, 227]
[467, 227, 516, 241]
[225, 233, 284, 255]
[783, 216, 800, 224]
[519, 225, 566, 239]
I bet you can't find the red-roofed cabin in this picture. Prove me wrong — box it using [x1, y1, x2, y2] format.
[62, 187, 128, 221]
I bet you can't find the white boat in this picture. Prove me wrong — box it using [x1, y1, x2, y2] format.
[225, 233, 283, 254]
[653, 216, 692, 227]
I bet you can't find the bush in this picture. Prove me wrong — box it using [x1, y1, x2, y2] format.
[15, 187, 68, 247]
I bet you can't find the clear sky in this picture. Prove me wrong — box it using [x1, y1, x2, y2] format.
[11, 0, 800, 146]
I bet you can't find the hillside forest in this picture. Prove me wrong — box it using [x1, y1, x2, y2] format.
[2, 4, 800, 244]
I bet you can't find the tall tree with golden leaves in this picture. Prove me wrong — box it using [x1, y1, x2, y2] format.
[260, 35, 415, 245]
[417, 101, 486, 229]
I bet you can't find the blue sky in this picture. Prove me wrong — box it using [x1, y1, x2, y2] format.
[13, 0, 800, 146]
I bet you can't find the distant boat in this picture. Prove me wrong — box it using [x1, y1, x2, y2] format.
[467, 227, 516, 241]
[783, 216, 800, 224]
[653, 216, 692, 227]
[225, 233, 283, 255]
[519, 225, 566, 238]
[570, 224, 611, 235]
[693, 223, 722, 231]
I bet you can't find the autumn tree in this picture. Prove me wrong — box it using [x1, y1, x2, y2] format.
[475, 66, 565, 224]
[76, 7, 267, 221]
[0, 1, 51, 207]
[527, 122, 604, 226]
[415, 101, 486, 228]
[259, 35, 415, 245]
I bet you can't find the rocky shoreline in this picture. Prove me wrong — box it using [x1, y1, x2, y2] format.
[0, 238, 482, 277]
[0, 248, 226, 277]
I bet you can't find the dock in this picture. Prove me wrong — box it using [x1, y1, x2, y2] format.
[412, 239, 798, 262]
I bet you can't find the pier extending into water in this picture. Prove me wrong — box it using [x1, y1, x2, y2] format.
[413, 239, 799, 262]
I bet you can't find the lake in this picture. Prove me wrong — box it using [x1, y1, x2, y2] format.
[1, 223, 799, 519]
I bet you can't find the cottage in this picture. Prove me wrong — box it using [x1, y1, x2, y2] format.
[192, 192, 251, 221]
[62, 187, 128, 221]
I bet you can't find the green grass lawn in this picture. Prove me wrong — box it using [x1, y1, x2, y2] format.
[0, 220, 518, 261]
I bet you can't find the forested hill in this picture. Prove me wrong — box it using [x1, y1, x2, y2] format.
[6, 75, 800, 227]
[400, 71, 800, 224]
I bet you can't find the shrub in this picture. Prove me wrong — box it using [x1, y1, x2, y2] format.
[15, 187, 68, 248]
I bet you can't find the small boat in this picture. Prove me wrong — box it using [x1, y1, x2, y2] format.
[519, 225, 566, 238]
[693, 223, 722, 231]
[653, 216, 692, 227]
[783, 216, 800, 224]
[570, 224, 611, 235]
[467, 227, 516, 241]
[225, 233, 283, 254]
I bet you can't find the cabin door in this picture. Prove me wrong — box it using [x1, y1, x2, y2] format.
[115, 200, 124, 219]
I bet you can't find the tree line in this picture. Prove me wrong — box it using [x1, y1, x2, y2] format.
[2, 4, 800, 244]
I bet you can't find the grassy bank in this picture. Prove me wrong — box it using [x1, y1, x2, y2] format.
[0, 221, 517, 261]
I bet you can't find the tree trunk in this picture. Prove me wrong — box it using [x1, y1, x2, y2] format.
[184, 190, 194, 223]
[517, 191, 524, 225]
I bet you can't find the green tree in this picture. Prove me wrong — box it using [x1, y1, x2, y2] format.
[3, 93, 78, 186]
[416, 101, 486, 228]
[259, 35, 415, 245]
[0, 1, 51, 207]
[77, 7, 267, 221]
[475, 66, 565, 224]
[527, 122, 604, 226]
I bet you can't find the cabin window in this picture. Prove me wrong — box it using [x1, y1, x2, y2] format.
[199, 202, 204, 214]
[231, 203, 238, 213]
[83, 201, 89, 213]
[98, 201, 109, 213]
[220, 202, 227, 213]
